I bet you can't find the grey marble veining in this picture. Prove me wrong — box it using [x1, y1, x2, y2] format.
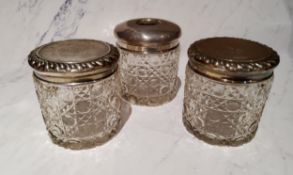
[0, 0, 292, 175]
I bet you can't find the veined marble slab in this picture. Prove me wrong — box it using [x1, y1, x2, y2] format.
[0, 0, 292, 175]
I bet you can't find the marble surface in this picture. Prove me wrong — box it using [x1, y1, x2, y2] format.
[0, 0, 293, 174]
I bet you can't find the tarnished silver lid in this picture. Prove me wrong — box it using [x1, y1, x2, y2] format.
[114, 18, 181, 52]
[28, 39, 119, 83]
[188, 37, 280, 83]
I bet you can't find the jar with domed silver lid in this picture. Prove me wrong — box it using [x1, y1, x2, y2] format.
[114, 18, 181, 106]
[28, 39, 131, 149]
[183, 37, 280, 146]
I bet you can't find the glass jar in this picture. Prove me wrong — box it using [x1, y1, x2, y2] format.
[28, 39, 130, 149]
[114, 18, 181, 106]
[183, 37, 280, 146]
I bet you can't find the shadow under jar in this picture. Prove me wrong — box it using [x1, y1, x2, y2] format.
[114, 18, 181, 106]
[28, 39, 131, 150]
[183, 37, 280, 146]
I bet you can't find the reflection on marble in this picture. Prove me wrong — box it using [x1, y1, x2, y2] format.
[0, 0, 292, 175]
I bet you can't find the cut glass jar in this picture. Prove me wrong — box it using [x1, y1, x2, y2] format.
[183, 37, 280, 146]
[114, 18, 181, 106]
[28, 39, 130, 149]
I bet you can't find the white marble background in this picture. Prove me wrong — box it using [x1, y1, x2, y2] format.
[0, 0, 292, 175]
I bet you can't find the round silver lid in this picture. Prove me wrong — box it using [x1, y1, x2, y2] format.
[188, 37, 280, 83]
[28, 39, 119, 83]
[114, 18, 181, 52]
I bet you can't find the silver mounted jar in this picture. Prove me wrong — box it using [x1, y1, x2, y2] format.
[114, 18, 181, 106]
[28, 39, 130, 149]
[183, 37, 280, 146]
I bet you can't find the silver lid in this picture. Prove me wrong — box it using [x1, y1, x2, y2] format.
[28, 39, 119, 83]
[114, 18, 181, 52]
[188, 37, 280, 83]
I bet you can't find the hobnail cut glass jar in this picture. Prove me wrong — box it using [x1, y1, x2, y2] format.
[28, 39, 130, 149]
[114, 18, 181, 106]
[183, 37, 280, 146]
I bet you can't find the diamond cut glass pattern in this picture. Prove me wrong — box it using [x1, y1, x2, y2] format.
[34, 74, 124, 149]
[183, 66, 273, 146]
[118, 47, 180, 106]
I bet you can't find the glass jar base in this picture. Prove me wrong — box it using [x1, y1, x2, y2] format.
[49, 132, 116, 150]
[44, 97, 132, 150]
[121, 77, 180, 106]
[47, 119, 124, 150]
[182, 117, 258, 146]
